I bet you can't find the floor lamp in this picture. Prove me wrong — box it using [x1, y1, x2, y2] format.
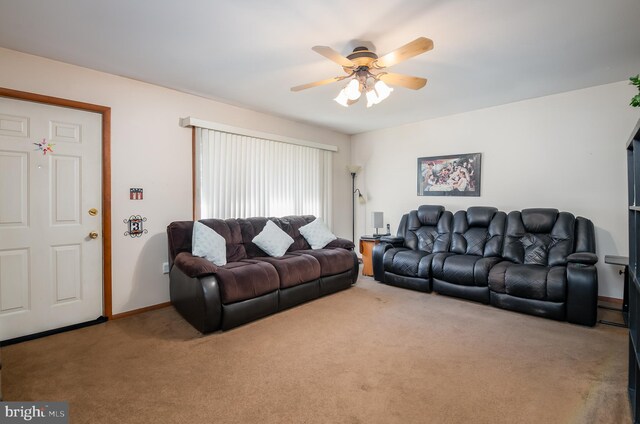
[347, 165, 365, 241]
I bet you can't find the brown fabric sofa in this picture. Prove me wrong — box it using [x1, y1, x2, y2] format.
[167, 215, 358, 333]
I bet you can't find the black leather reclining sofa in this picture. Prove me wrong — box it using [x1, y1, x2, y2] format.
[372, 205, 599, 326]
[167, 215, 358, 333]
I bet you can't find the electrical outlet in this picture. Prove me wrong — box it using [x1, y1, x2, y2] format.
[162, 262, 169, 274]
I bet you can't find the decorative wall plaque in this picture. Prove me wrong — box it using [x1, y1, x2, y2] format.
[124, 215, 148, 237]
[130, 188, 143, 200]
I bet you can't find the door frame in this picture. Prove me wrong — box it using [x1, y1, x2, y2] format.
[0, 87, 113, 319]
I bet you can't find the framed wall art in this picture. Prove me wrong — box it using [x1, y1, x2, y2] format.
[417, 153, 481, 196]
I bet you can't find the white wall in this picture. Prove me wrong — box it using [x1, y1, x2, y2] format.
[352, 81, 640, 299]
[2, 46, 637, 308]
[0, 47, 352, 314]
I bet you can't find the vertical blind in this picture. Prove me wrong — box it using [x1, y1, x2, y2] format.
[195, 128, 333, 225]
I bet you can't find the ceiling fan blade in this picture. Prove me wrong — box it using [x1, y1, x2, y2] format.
[379, 73, 427, 90]
[312, 46, 356, 68]
[375, 37, 434, 68]
[290, 76, 346, 92]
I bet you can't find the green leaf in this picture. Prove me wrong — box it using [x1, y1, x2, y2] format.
[630, 75, 640, 107]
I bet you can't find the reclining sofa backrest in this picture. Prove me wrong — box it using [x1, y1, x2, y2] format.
[279, 215, 317, 250]
[167, 218, 249, 268]
[167, 215, 318, 266]
[502, 208, 575, 266]
[404, 205, 452, 253]
[200, 218, 248, 261]
[450, 207, 506, 257]
[238, 215, 316, 257]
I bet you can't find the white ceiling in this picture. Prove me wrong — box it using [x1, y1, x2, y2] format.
[1, 0, 639, 135]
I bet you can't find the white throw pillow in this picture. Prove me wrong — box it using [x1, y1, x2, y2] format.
[192, 221, 227, 266]
[299, 218, 337, 249]
[253, 220, 294, 257]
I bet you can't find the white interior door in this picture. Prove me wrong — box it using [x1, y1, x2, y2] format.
[0, 97, 103, 341]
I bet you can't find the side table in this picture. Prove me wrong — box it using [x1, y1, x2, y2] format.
[599, 255, 629, 327]
[359, 236, 381, 277]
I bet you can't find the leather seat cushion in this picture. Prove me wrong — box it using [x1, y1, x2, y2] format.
[216, 261, 280, 304]
[433, 255, 498, 287]
[384, 249, 435, 278]
[489, 262, 566, 302]
[247, 254, 321, 289]
[292, 249, 354, 277]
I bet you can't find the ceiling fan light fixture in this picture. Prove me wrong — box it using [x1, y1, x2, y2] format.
[294, 38, 432, 108]
[365, 88, 379, 108]
[334, 89, 350, 107]
[344, 78, 362, 100]
[374, 80, 393, 102]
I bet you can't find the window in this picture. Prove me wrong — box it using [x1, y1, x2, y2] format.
[192, 124, 334, 225]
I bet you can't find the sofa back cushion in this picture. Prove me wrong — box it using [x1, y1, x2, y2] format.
[198, 218, 247, 262]
[450, 207, 506, 257]
[404, 205, 452, 253]
[279, 215, 315, 251]
[238, 217, 271, 257]
[502, 208, 575, 266]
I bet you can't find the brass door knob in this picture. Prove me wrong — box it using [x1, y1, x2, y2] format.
[88, 208, 98, 216]
[89, 231, 99, 239]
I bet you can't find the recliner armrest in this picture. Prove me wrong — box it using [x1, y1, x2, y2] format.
[380, 236, 404, 247]
[566, 263, 598, 326]
[567, 252, 598, 265]
[174, 252, 219, 278]
[372, 242, 399, 281]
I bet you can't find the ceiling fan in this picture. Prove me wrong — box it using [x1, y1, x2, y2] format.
[291, 37, 434, 107]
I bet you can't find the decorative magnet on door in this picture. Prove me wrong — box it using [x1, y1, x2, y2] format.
[33, 138, 54, 155]
[124, 215, 148, 237]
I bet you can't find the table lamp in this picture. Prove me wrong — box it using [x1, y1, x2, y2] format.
[372, 211, 384, 237]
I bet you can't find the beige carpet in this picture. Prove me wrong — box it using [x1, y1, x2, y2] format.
[2, 277, 631, 424]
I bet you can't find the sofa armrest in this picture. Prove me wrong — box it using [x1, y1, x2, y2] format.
[325, 237, 355, 250]
[567, 252, 598, 265]
[379, 236, 404, 247]
[170, 265, 222, 333]
[174, 252, 219, 278]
